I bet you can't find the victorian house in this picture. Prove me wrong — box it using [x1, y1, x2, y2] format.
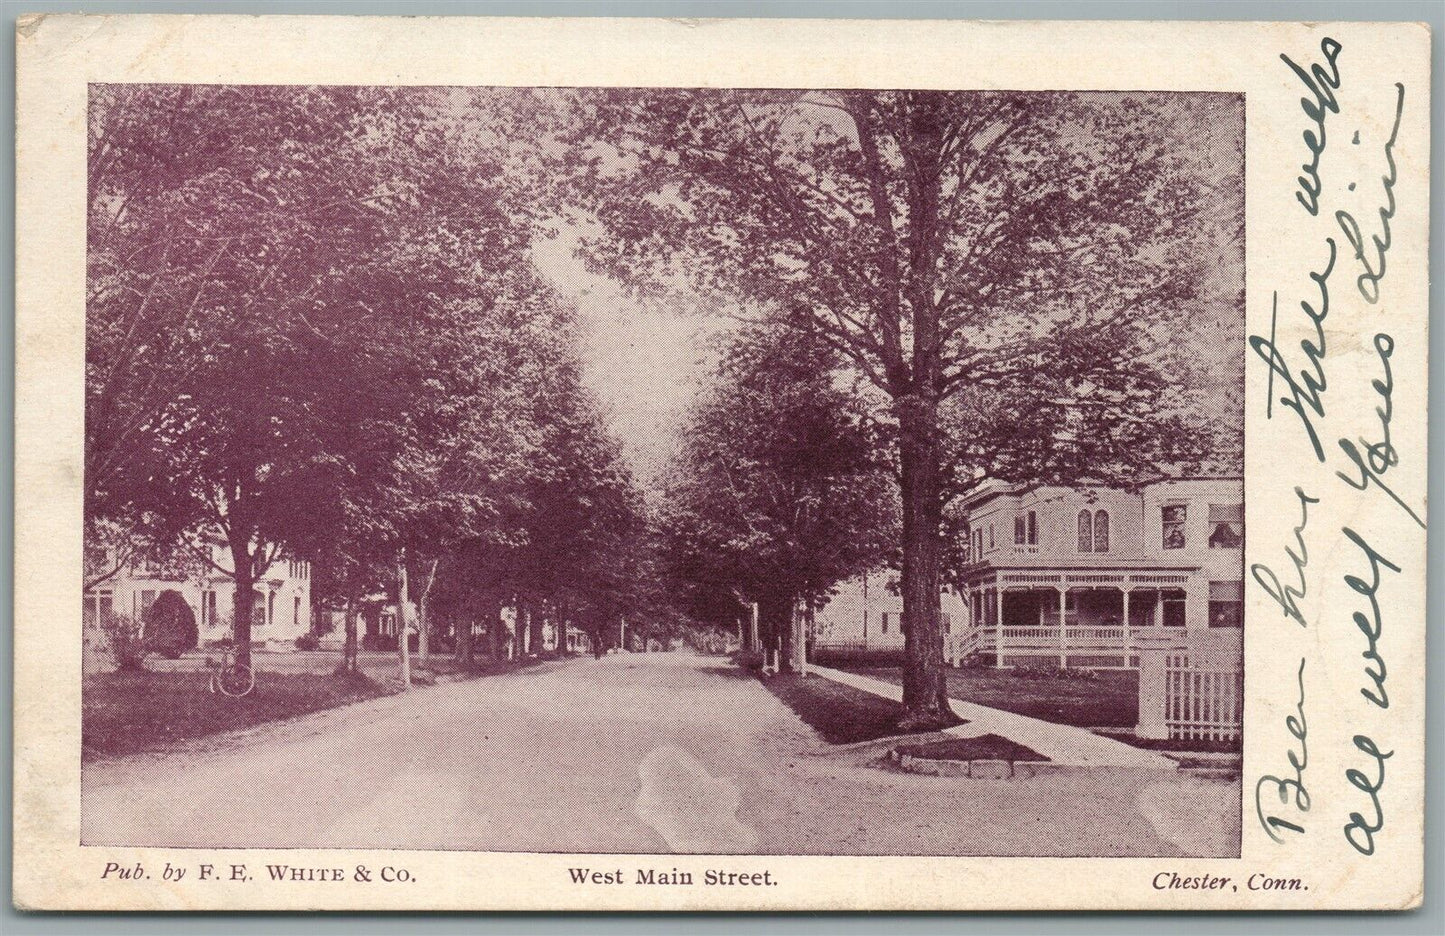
[955, 476, 1243, 668]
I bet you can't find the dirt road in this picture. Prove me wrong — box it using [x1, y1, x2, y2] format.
[82, 653, 1238, 856]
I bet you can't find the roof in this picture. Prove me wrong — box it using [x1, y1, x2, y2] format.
[955, 474, 1244, 512]
[962, 556, 1201, 572]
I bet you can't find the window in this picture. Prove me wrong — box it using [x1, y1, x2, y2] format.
[138, 589, 157, 618]
[83, 591, 114, 629]
[1077, 510, 1093, 552]
[940, 613, 951, 634]
[1162, 505, 1187, 549]
[988, 524, 995, 550]
[201, 590, 218, 629]
[1209, 581, 1244, 627]
[1162, 589, 1187, 627]
[1209, 503, 1244, 548]
[1093, 509, 1110, 553]
[1016, 511, 1038, 546]
[880, 612, 890, 634]
[293, 595, 302, 628]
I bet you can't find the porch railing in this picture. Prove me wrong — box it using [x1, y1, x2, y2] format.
[946, 623, 1138, 667]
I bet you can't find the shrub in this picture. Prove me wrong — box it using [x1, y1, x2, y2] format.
[362, 633, 396, 652]
[294, 633, 321, 651]
[102, 614, 149, 671]
[1012, 664, 1100, 682]
[808, 647, 905, 668]
[141, 591, 198, 659]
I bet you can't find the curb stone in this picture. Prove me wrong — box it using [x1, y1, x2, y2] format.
[889, 749, 1064, 780]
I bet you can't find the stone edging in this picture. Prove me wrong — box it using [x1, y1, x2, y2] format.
[888, 749, 1065, 780]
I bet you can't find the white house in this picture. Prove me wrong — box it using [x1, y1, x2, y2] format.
[813, 570, 971, 651]
[83, 541, 312, 672]
[955, 476, 1244, 669]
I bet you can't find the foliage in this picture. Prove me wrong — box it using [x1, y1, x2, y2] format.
[661, 320, 896, 651]
[86, 85, 558, 665]
[142, 590, 198, 658]
[556, 88, 1240, 724]
[101, 614, 148, 672]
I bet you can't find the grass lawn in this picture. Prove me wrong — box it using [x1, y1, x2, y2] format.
[840, 665, 1139, 729]
[82, 655, 546, 760]
[83, 669, 389, 760]
[762, 671, 965, 744]
[895, 734, 1049, 763]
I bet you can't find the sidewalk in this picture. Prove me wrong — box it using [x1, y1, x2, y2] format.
[810, 665, 1173, 769]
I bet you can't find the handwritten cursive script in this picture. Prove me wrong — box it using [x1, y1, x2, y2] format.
[1335, 83, 1404, 303]
[1343, 735, 1393, 856]
[1255, 659, 1310, 843]
[1251, 487, 1319, 627]
[1281, 37, 1343, 216]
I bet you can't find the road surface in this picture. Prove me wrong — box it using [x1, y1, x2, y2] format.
[83, 653, 1238, 856]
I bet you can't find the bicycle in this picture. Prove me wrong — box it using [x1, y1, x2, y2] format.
[206, 644, 255, 698]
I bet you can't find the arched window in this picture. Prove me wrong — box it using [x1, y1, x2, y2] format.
[1093, 509, 1110, 552]
[1077, 510, 1093, 552]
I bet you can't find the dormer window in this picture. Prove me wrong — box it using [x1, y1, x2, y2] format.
[1077, 510, 1092, 552]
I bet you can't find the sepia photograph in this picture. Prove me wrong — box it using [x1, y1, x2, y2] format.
[77, 84, 1248, 858]
[10, 8, 1432, 913]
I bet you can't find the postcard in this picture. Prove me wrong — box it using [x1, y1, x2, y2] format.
[13, 14, 1430, 911]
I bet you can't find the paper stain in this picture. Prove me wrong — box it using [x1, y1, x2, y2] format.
[634, 745, 758, 853]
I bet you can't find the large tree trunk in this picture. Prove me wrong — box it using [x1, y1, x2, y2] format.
[228, 540, 255, 669]
[897, 395, 954, 729]
[342, 597, 358, 673]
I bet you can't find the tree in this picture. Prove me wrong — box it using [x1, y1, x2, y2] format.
[561, 90, 1233, 727]
[88, 86, 537, 669]
[662, 320, 897, 673]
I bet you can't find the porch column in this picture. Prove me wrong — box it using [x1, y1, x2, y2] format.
[995, 586, 1005, 669]
[1058, 587, 1068, 668]
[1122, 588, 1132, 664]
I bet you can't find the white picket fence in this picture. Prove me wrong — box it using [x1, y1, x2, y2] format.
[1163, 651, 1243, 742]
